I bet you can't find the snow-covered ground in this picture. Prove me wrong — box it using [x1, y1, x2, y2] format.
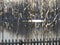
[0, 29, 25, 42]
[0, 28, 59, 42]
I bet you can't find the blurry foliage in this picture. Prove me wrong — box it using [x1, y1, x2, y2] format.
[0, 0, 60, 38]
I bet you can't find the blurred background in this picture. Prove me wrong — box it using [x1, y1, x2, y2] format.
[0, 0, 60, 41]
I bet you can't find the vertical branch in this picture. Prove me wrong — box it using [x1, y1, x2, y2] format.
[2, 1, 4, 40]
